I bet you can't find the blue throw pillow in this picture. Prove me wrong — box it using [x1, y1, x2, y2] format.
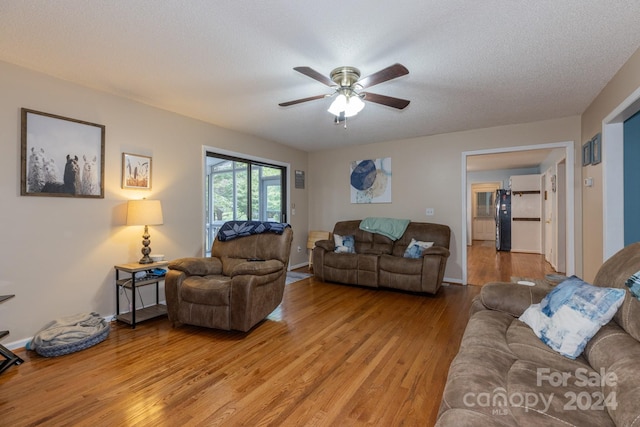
[334, 234, 355, 254]
[519, 276, 625, 359]
[403, 238, 434, 258]
[625, 270, 640, 300]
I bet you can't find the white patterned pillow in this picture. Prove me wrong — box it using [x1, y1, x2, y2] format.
[403, 238, 434, 258]
[334, 234, 355, 253]
[519, 276, 625, 359]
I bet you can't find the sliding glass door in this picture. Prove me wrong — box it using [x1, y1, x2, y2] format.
[205, 153, 286, 255]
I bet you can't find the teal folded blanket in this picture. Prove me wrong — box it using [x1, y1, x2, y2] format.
[359, 217, 410, 241]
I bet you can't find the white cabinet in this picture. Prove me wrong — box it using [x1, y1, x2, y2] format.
[510, 174, 542, 253]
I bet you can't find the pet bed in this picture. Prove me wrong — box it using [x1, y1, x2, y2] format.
[27, 312, 110, 357]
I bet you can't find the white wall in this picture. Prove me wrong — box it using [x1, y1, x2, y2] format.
[0, 61, 309, 346]
[308, 116, 582, 284]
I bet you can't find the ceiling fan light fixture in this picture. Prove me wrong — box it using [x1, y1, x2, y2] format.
[344, 94, 365, 117]
[327, 93, 347, 116]
[328, 90, 365, 118]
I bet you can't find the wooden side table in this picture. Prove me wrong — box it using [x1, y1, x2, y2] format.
[307, 231, 331, 270]
[0, 295, 24, 374]
[114, 261, 169, 328]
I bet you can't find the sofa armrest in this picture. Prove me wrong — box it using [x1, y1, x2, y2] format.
[315, 239, 335, 251]
[230, 259, 284, 277]
[422, 246, 450, 258]
[480, 282, 550, 317]
[168, 257, 223, 276]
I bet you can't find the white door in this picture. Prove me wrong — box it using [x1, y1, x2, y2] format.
[472, 183, 500, 241]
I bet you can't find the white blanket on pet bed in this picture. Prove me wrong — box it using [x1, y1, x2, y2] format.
[28, 312, 106, 350]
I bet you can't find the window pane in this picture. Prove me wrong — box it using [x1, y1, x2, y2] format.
[476, 191, 494, 218]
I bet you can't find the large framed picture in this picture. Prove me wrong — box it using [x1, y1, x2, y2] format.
[122, 153, 152, 190]
[21, 108, 105, 198]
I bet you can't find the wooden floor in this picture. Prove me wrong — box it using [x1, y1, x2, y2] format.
[466, 240, 557, 286]
[0, 277, 481, 427]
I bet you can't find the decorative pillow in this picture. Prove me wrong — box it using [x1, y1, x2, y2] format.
[334, 234, 355, 254]
[403, 238, 434, 258]
[625, 270, 640, 300]
[519, 276, 625, 359]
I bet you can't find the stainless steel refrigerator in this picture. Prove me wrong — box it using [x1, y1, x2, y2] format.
[495, 189, 511, 251]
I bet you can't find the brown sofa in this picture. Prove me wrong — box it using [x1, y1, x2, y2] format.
[312, 220, 451, 294]
[165, 227, 293, 332]
[437, 242, 640, 426]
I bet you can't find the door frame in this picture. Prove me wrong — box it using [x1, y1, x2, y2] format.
[602, 85, 640, 259]
[461, 141, 575, 285]
[202, 145, 291, 254]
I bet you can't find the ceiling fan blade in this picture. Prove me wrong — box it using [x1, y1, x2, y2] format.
[293, 66, 335, 87]
[278, 94, 328, 107]
[363, 92, 410, 110]
[358, 63, 409, 89]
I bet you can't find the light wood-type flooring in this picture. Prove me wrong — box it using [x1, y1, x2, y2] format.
[466, 240, 557, 286]
[0, 245, 553, 426]
[1, 276, 481, 427]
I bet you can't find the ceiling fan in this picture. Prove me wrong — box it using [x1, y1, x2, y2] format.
[279, 63, 410, 123]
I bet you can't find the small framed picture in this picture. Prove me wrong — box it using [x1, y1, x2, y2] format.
[591, 133, 602, 165]
[582, 140, 592, 167]
[21, 108, 105, 198]
[122, 153, 152, 190]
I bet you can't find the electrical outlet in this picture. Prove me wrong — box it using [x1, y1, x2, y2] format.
[426, 208, 435, 216]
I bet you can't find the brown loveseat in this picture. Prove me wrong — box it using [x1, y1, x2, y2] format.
[165, 227, 293, 332]
[312, 220, 450, 294]
[437, 242, 640, 426]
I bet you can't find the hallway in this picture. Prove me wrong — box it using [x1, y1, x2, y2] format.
[466, 240, 557, 286]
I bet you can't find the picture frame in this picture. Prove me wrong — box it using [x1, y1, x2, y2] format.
[122, 153, 152, 190]
[591, 133, 602, 165]
[582, 139, 592, 167]
[21, 108, 105, 198]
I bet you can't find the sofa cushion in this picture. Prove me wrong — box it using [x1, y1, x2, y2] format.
[403, 238, 434, 258]
[480, 282, 550, 317]
[333, 233, 355, 253]
[390, 222, 450, 257]
[169, 257, 223, 276]
[583, 322, 640, 427]
[181, 275, 231, 306]
[519, 276, 625, 359]
[379, 254, 423, 275]
[507, 360, 616, 427]
[594, 242, 640, 341]
[506, 320, 592, 373]
[440, 310, 518, 421]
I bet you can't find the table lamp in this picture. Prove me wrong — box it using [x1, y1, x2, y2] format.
[126, 199, 164, 264]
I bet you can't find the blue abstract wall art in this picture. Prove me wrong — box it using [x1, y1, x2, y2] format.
[350, 157, 392, 203]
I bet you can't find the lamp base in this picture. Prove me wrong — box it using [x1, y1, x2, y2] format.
[138, 225, 153, 264]
[138, 255, 154, 264]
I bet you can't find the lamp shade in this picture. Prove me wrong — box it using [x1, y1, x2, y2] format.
[126, 199, 163, 226]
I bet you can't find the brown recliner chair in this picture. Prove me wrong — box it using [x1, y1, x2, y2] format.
[165, 227, 293, 332]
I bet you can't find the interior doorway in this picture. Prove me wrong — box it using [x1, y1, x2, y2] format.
[461, 142, 575, 285]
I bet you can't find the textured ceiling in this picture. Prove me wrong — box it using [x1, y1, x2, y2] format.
[1, 1, 640, 153]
